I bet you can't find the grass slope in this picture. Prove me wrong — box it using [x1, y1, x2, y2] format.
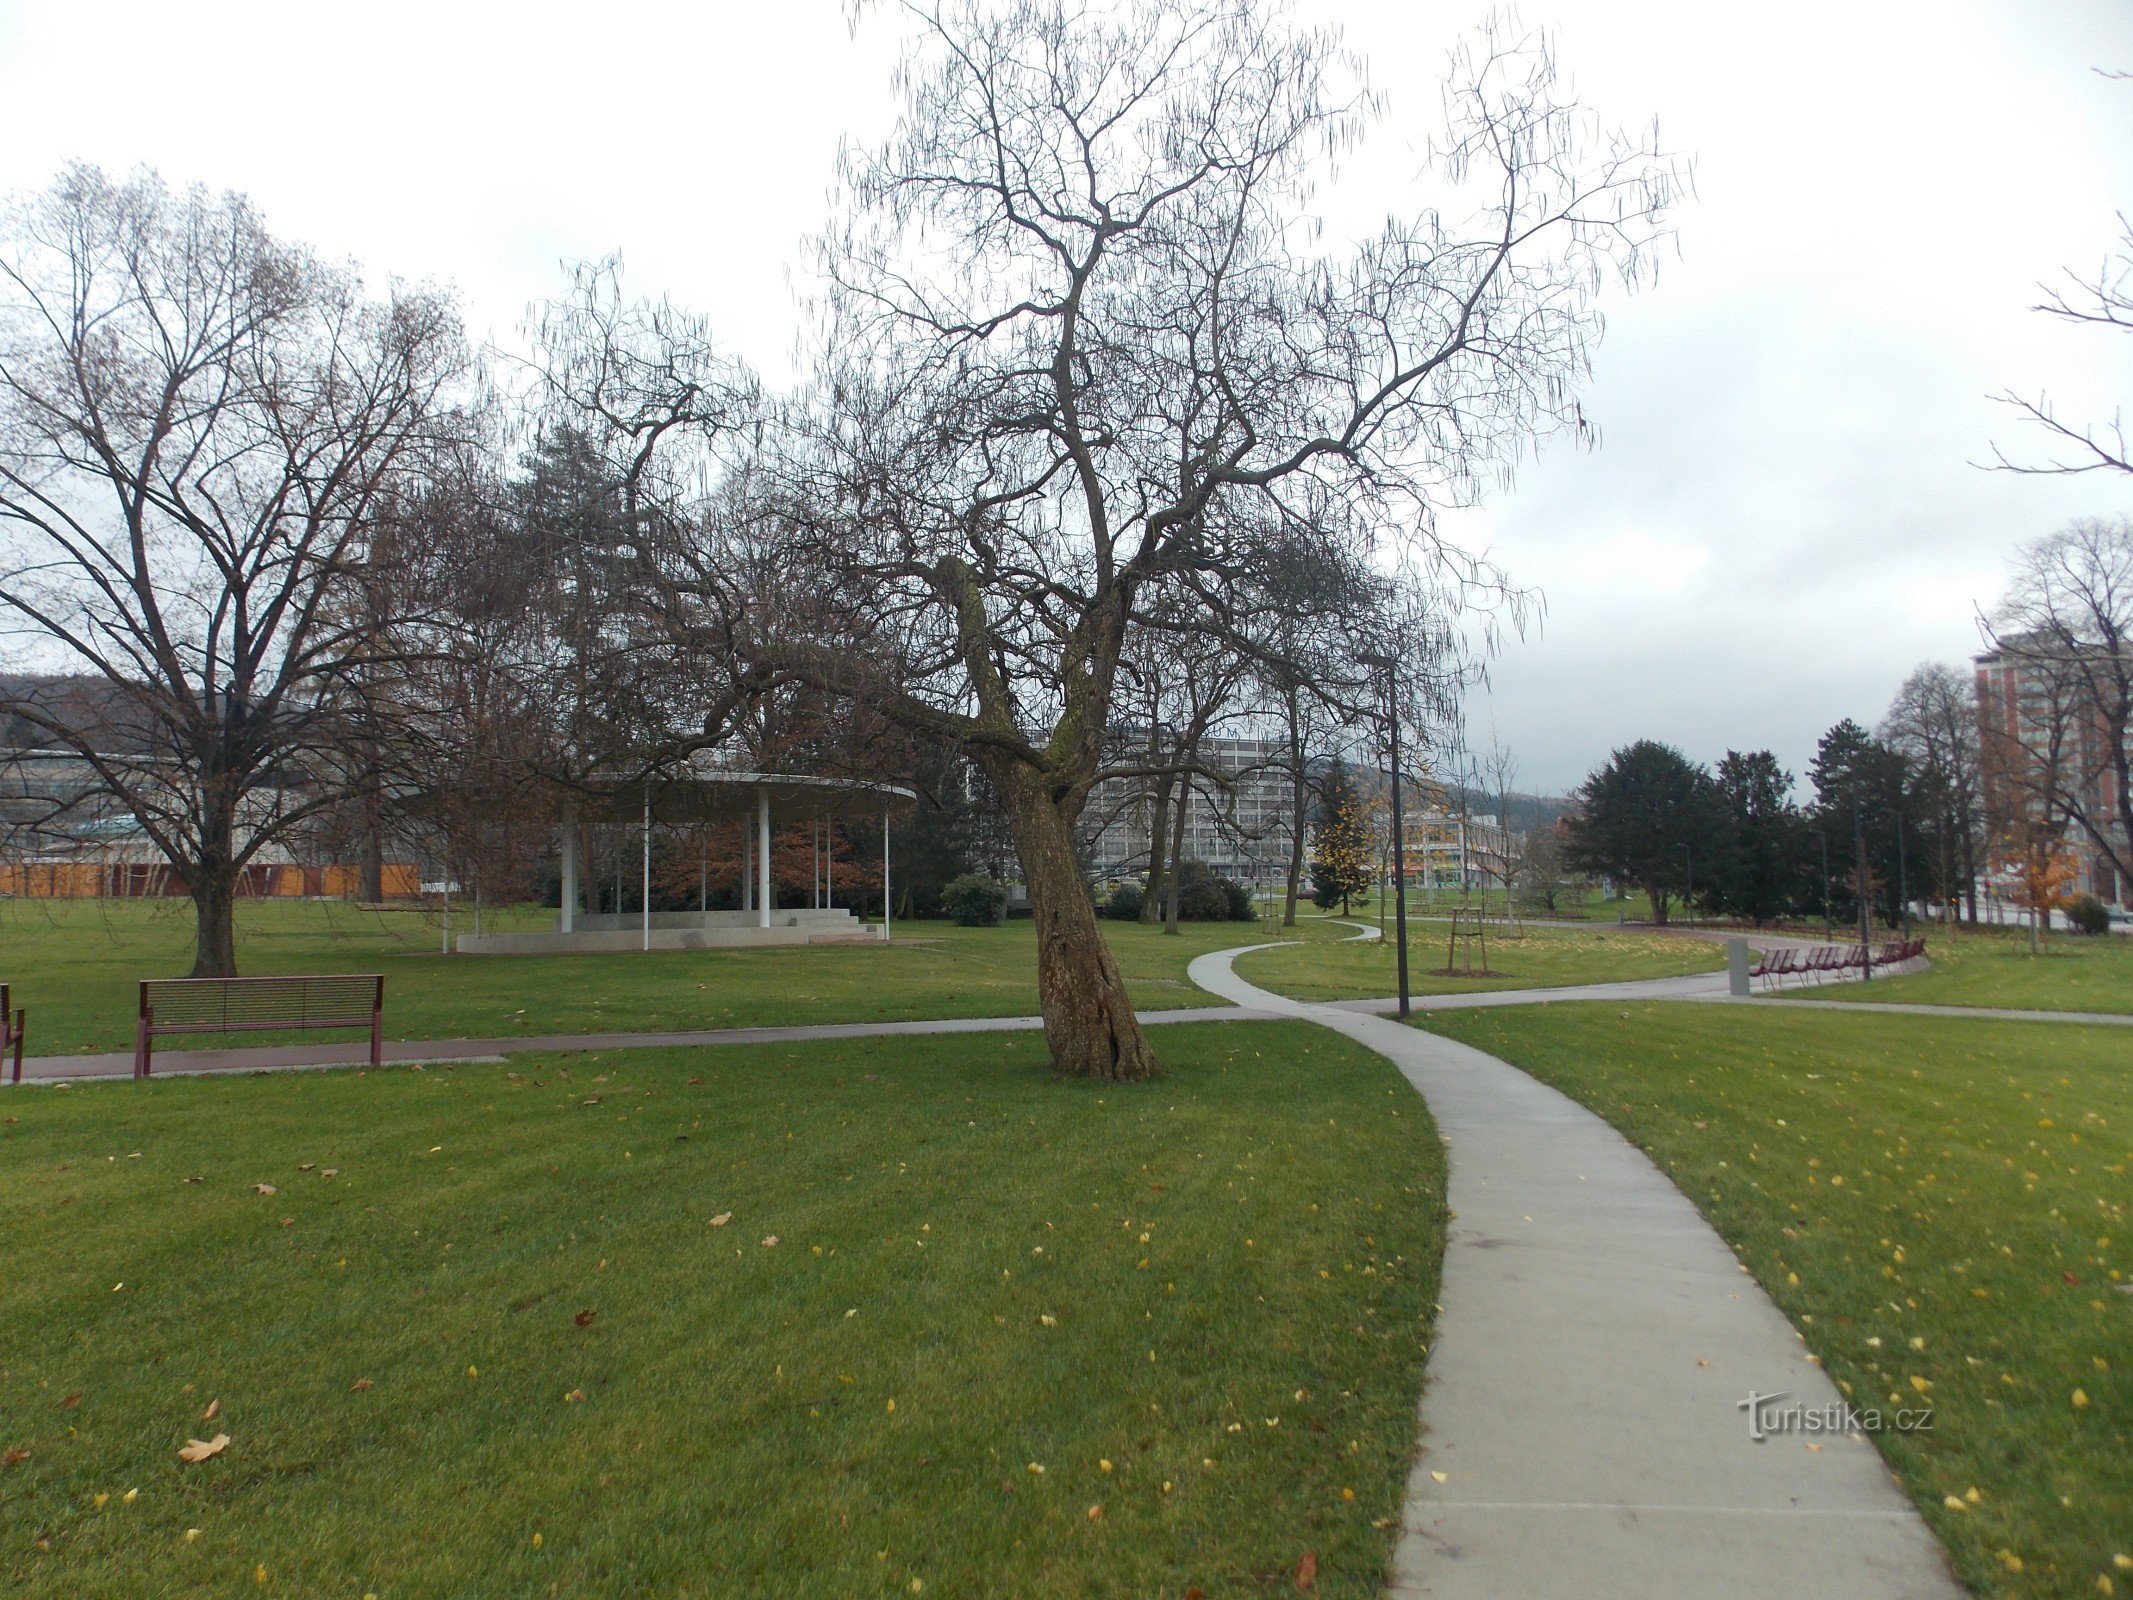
[1235, 921, 1724, 1003]
[0, 900, 1340, 1058]
[1797, 925, 2133, 1016]
[1422, 1001, 2130, 1599]
[0, 1020, 1444, 1599]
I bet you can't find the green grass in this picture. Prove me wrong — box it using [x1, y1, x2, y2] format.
[1798, 924, 2133, 1016]
[0, 1020, 1445, 1598]
[1234, 921, 1725, 1003]
[1420, 1001, 2130, 1599]
[0, 899, 1345, 1058]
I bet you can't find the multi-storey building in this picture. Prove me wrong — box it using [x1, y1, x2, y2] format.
[1081, 733, 1299, 889]
[1975, 636, 2129, 907]
[1079, 732, 1517, 899]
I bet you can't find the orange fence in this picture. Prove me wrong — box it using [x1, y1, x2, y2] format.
[0, 862, 420, 900]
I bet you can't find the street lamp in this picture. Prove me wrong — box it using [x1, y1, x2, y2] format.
[1358, 650, 1410, 1019]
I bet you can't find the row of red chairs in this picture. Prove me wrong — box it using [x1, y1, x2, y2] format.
[1749, 938, 1926, 988]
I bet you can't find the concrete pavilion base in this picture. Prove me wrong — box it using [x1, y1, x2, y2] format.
[455, 907, 877, 955]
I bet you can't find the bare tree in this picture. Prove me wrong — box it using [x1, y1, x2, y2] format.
[1879, 661, 1984, 923]
[1988, 206, 2133, 476]
[0, 167, 467, 974]
[1982, 517, 2133, 902]
[673, 0, 1678, 1079]
[1479, 735, 1522, 929]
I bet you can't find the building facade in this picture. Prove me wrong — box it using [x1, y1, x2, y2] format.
[1079, 732, 1516, 899]
[1975, 638, 2129, 907]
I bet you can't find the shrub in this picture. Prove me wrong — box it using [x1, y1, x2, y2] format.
[2065, 893, 2110, 937]
[1102, 882, 1144, 921]
[1170, 859, 1260, 923]
[940, 873, 1009, 927]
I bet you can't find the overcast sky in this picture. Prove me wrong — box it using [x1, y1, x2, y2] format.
[3, 0, 2130, 794]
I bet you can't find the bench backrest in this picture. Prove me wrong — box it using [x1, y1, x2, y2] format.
[140, 975, 384, 1035]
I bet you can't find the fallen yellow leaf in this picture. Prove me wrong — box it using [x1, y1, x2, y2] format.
[177, 1434, 229, 1464]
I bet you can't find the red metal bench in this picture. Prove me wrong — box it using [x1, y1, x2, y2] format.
[2, 986, 22, 1083]
[135, 975, 383, 1078]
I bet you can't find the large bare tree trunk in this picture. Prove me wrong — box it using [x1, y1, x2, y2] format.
[1002, 774, 1157, 1081]
[1139, 767, 1174, 924]
[361, 823, 385, 904]
[1162, 774, 1191, 935]
[190, 868, 240, 977]
[1642, 878, 1670, 926]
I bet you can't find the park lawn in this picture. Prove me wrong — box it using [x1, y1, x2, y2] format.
[1796, 924, 2133, 1016]
[1420, 1001, 2130, 1600]
[1233, 920, 1724, 1003]
[0, 1020, 1445, 1599]
[0, 899, 1334, 1058]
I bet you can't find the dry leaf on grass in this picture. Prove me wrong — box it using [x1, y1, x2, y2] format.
[574, 1309, 596, 1328]
[177, 1434, 228, 1463]
[59, 1393, 80, 1410]
[2, 1447, 28, 1468]
[709, 1213, 731, 1227]
[761, 1235, 779, 1248]
[202, 1399, 220, 1421]
[349, 1378, 373, 1392]
[253, 1183, 277, 1196]
[1294, 1550, 1318, 1590]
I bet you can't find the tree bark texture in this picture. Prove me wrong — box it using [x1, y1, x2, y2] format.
[1000, 772, 1158, 1081]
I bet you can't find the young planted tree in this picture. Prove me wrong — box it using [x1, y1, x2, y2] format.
[0, 167, 466, 974]
[696, 0, 1677, 1077]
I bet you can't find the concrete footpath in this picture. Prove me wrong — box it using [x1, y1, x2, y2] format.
[9, 1005, 1276, 1084]
[1189, 943, 1966, 1600]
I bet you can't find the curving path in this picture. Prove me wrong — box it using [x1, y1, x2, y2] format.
[1188, 942, 1964, 1600]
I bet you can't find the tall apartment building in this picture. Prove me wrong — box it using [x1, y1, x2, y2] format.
[1974, 636, 2129, 907]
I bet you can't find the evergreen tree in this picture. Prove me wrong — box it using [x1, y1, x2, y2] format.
[1561, 740, 1726, 924]
[1309, 757, 1375, 913]
[1809, 720, 1929, 927]
[1711, 750, 1806, 924]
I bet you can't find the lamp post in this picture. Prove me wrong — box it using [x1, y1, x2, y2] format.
[1359, 651, 1410, 1019]
[1853, 801, 1873, 981]
[1895, 807, 1909, 933]
[1816, 826, 1832, 939]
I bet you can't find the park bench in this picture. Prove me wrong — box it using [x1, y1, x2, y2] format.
[2, 985, 22, 1083]
[135, 974, 384, 1079]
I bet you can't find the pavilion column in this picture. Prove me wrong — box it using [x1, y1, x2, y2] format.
[882, 808, 892, 943]
[740, 819, 752, 911]
[558, 817, 578, 933]
[757, 787, 772, 929]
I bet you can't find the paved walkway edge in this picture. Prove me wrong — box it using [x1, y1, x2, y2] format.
[8, 1005, 1280, 1085]
[1188, 942, 1966, 1600]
